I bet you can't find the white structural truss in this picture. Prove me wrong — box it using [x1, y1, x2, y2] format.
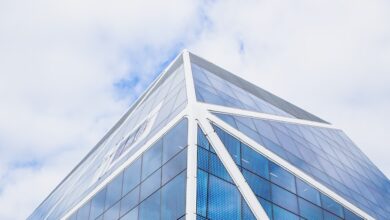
[31, 50, 385, 220]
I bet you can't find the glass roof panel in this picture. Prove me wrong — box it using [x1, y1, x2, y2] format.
[213, 112, 390, 219]
[189, 52, 327, 123]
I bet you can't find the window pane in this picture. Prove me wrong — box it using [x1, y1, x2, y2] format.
[242, 169, 270, 200]
[324, 210, 342, 220]
[258, 197, 273, 219]
[321, 194, 344, 218]
[163, 119, 188, 163]
[298, 198, 323, 220]
[269, 162, 296, 193]
[76, 201, 90, 220]
[140, 169, 161, 201]
[296, 178, 321, 206]
[208, 175, 241, 220]
[120, 186, 139, 217]
[121, 207, 138, 220]
[241, 145, 269, 179]
[161, 172, 186, 220]
[209, 152, 233, 183]
[162, 148, 187, 185]
[139, 190, 161, 220]
[271, 184, 298, 214]
[196, 169, 208, 217]
[242, 199, 256, 220]
[142, 140, 162, 180]
[105, 172, 124, 210]
[344, 209, 363, 220]
[68, 213, 77, 220]
[90, 187, 106, 219]
[104, 202, 120, 220]
[214, 126, 241, 165]
[123, 157, 141, 195]
[197, 127, 210, 150]
[197, 147, 209, 171]
[273, 205, 300, 220]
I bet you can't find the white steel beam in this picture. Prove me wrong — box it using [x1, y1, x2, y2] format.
[202, 103, 337, 130]
[61, 110, 188, 220]
[195, 105, 270, 220]
[206, 112, 374, 220]
[183, 50, 198, 220]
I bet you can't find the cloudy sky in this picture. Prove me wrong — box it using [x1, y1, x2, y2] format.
[0, 0, 389, 219]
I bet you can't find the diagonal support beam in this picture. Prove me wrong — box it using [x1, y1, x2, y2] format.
[195, 105, 269, 220]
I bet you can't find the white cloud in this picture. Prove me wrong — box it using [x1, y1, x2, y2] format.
[0, 0, 389, 219]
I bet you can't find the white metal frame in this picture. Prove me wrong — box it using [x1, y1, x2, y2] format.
[58, 50, 374, 220]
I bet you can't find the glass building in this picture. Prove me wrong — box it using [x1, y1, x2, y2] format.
[29, 50, 390, 220]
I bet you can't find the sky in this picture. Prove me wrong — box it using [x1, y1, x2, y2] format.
[0, 0, 389, 219]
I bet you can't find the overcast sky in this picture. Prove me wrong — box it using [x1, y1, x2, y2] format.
[0, 0, 389, 219]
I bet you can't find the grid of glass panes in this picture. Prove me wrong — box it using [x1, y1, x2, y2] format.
[29, 62, 188, 220]
[192, 63, 295, 119]
[209, 125, 364, 220]
[196, 127, 256, 220]
[67, 119, 188, 220]
[213, 113, 390, 219]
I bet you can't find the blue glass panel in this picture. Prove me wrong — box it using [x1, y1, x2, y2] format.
[139, 190, 161, 220]
[68, 213, 77, 220]
[162, 149, 187, 185]
[214, 126, 241, 165]
[273, 205, 300, 220]
[120, 186, 139, 217]
[197, 127, 210, 150]
[242, 199, 256, 220]
[344, 209, 363, 220]
[192, 63, 297, 119]
[161, 172, 186, 220]
[103, 202, 120, 220]
[142, 140, 162, 180]
[208, 175, 241, 220]
[324, 210, 342, 220]
[196, 169, 208, 217]
[296, 178, 321, 206]
[213, 113, 237, 129]
[253, 119, 280, 145]
[209, 152, 233, 183]
[258, 197, 273, 219]
[321, 194, 344, 218]
[105, 172, 123, 210]
[123, 157, 141, 195]
[271, 184, 298, 214]
[269, 162, 296, 193]
[213, 112, 390, 220]
[241, 144, 269, 179]
[163, 119, 188, 163]
[76, 201, 90, 220]
[140, 169, 161, 201]
[197, 147, 209, 171]
[242, 169, 271, 200]
[90, 187, 106, 219]
[121, 207, 138, 220]
[298, 198, 323, 220]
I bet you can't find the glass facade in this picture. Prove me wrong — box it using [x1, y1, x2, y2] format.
[67, 119, 188, 220]
[30, 51, 389, 220]
[29, 58, 187, 220]
[196, 127, 256, 220]
[211, 125, 364, 220]
[213, 113, 390, 219]
[190, 58, 326, 123]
